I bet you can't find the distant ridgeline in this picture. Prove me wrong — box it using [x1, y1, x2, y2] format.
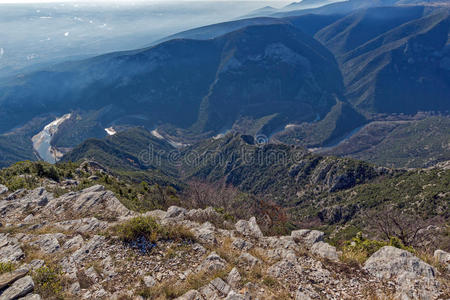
[0, 0, 448, 169]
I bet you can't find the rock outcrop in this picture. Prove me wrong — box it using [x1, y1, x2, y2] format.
[235, 217, 263, 238]
[0, 182, 448, 300]
[434, 249, 450, 272]
[364, 246, 441, 299]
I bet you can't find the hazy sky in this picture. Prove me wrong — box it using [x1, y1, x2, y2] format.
[1, 0, 285, 3]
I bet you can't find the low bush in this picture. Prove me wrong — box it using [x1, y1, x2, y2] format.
[0, 261, 16, 274]
[115, 216, 160, 243]
[114, 216, 196, 245]
[341, 232, 414, 265]
[32, 265, 64, 299]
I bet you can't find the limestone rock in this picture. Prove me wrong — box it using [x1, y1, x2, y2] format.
[225, 291, 245, 300]
[364, 246, 440, 299]
[186, 207, 220, 222]
[175, 290, 204, 300]
[199, 252, 226, 272]
[55, 217, 108, 233]
[26, 260, 44, 271]
[364, 246, 436, 279]
[268, 259, 302, 278]
[238, 252, 260, 268]
[143, 275, 156, 288]
[434, 249, 450, 271]
[143, 209, 167, 220]
[199, 283, 220, 299]
[69, 282, 81, 295]
[84, 266, 99, 283]
[210, 277, 231, 296]
[45, 185, 131, 220]
[30, 234, 61, 254]
[0, 234, 24, 263]
[310, 242, 339, 261]
[226, 267, 241, 289]
[18, 294, 41, 300]
[291, 229, 324, 247]
[295, 291, 313, 300]
[231, 238, 253, 252]
[101, 256, 117, 278]
[0, 267, 29, 290]
[192, 222, 216, 244]
[165, 206, 186, 219]
[235, 217, 263, 238]
[71, 235, 105, 264]
[0, 275, 34, 300]
[63, 235, 84, 251]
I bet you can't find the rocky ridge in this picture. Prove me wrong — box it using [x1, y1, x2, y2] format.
[0, 182, 449, 299]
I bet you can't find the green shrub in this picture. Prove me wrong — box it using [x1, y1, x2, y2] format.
[114, 216, 196, 244]
[32, 265, 64, 299]
[7, 176, 27, 190]
[115, 216, 161, 242]
[341, 232, 414, 265]
[0, 262, 16, 274]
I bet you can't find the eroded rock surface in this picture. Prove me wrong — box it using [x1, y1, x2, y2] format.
[0, 183, 448, 300]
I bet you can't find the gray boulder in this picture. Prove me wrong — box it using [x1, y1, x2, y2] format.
[165, 206, 187, 219]
[0, 267, 29, 290]
[238, 252, 261, 268]
[143, 275, 156, 288]
[291, 229, 324, 247]
[63, 235, 84, 251]
[364, 246, 440, 299]
[186, 207, 220, 222]
[364, 246, 436, 280]
[45, 185, 130, 219]
[235, 217, 263, 238]
[231, 238, 253, 252]
[210, 277, 231, 296]
[71, 235, 105, 264]
[225, 291, 245, 300]
[226, 267, 241, 289]
[30, 234, 61, 254]
[0, 275, 34, 300]
[192, 222, 216, 245]
[0, 234, 24, 263]
[310, 242, 339, 261]
[199, 252, 226, 273]
[295, 291, 313, 300]
[434, 249, 450, 271]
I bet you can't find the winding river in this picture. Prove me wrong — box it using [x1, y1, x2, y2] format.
[32, 114, 71, 163]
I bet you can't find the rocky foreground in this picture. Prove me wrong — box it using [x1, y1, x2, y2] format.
[0, 181, 449, 299]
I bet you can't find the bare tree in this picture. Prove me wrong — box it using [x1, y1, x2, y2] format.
[364, 206, 444, 249]
[182, 179, 291, 235]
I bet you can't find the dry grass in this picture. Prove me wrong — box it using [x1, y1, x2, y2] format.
[362, 286, 397, 300]
[211, 237, 240, 266]
[340, 248, 367, 267]
[137, 267, 231, 299]
[248, 247, 270, 264]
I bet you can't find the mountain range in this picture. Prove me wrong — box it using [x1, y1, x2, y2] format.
[0, 1, 448, 169]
